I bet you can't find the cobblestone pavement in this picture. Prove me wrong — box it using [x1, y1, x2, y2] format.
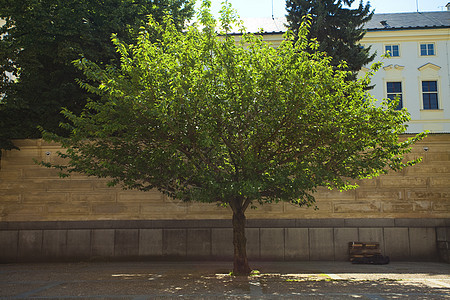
[1, 261, 449, 299]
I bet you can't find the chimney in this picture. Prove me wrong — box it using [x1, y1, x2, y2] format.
[380, 20, 391, 28]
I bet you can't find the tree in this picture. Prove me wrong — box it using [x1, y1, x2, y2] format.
[286, 0, 374, 75]
[42, 1, 424, 275]
[0, 0, 194, 151]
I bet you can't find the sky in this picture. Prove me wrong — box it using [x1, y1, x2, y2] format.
[195, 0, 449, 19]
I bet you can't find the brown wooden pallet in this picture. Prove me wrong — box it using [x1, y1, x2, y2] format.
[348, 241, 381, 261]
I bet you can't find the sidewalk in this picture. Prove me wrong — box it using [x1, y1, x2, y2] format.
[1, 261, 449, 299]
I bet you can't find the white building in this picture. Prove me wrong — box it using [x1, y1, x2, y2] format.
[235, 10, 450, 133]
[361, 11, 450, 133]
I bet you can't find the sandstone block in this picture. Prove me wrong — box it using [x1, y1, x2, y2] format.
[18, 230, 43, 262]
[140, 202, 187, 215]
[211, 228, 233, 259]
[380, 177, 427, 188]
[118, 190, 164, 202]
[0, 170, 21, 180]
[47, 203, 90, 214]
[357, 190, 403, 201]
[92, 203, 139, 215]
[246, 203, 283, 217]
[406, 165, 450, 174]
[432, 201, 450, 212]
[413, 201, 432, 212]
[334, 228, 358, 261]
[115, 229, 139, 257]
[430, 177, 450, 187]
[409, 228, 437, 260]
[284, 228, 309, 260]
[309, 228, 334, 260]
[436, 227, 448, 242]
[0, 193, 20, 203]
[314, 188, 355, 200]
[0, 180, 46, 191]
[91, 180, 114, 190]
[139, 229, 163, 256]
[260, 228, 284, 260]
[333, 202, 381, 213]
[383, 228, 410, 260]
[46, 179, 93, 191]
[187, 229, 211, 258]
[187, 202, 229, 214]
[354, 178, 377, 187]
[1, 204, 45, 221]
[22, 192, 68, 203]
[162, 229, 187, 257]
[91, 229, 114, 257]
[67, 230, 91, 258]
[407, 190, 444, 200]
[246, 228, 260, 259]
[42, 230, 67, 259]
[284, 201, 332, 213]
[423, 153, 450, 161]
[23, 168, 60, 178]
[0, 230, 18, 262]
[382, 202, 414, 213]
[71, 192, 116, 203]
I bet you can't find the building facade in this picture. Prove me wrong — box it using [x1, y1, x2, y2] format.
[360, 12, 450, 133]
[234, 11, 450, 133]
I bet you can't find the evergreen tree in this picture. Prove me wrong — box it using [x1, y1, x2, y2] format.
[286, 0, 374, 74]
[0, 0, 194, 151]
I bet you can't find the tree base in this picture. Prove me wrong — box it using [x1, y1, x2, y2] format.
[233, 258, 252, 276]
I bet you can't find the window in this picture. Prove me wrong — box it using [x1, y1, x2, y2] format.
[385, 44, 399, 57]
[420, 43, 435, 56]
[386, 82, 403, 110]
[422, 81, 438, 109]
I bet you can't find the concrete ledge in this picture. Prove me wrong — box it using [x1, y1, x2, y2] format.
[0, 220, 448, 263]
[344, 218, 395, 227]
[394, 218, 450, 227]
[2, 218, 448, 230]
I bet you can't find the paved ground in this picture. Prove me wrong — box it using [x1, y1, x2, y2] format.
[0, 261, 449, 299]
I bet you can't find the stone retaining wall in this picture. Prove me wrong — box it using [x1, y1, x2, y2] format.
[0, 135, 449, 262]
[1, 219, 448, 263]
[0, 135, 449, 222]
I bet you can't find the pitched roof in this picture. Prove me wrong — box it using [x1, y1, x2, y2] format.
[366, 11, 450, 30]
[231, 11, 450, 34]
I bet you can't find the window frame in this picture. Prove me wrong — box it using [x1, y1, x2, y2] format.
[386, 81, 403, 110]
[384, 44, 400, 57]
[419, 43, 435, 56]
[421, 80, 439, 110]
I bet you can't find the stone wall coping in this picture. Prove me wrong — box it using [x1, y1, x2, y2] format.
[1, 218, 448, 230]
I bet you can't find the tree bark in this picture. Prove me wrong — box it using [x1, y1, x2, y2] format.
[232, 205, 251, 275]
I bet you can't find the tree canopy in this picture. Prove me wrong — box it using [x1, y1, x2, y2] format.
[42, 1, 424, 274]
[286, 0, 375, 75]
[0, 0, 194, 151]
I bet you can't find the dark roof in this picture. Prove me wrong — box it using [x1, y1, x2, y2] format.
[365, 11, 450, 30]
[232, 11, 449, 34]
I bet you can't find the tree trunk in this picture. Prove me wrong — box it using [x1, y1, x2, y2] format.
[232, 207, 251, 275]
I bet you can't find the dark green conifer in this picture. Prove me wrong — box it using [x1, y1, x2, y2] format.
[0, 0, 194, 150]
[286, 0, 374, 74]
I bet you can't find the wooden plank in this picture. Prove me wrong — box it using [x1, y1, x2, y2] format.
[348, 241, 381, 261]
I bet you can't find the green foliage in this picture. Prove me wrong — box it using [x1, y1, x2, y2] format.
[0, 0, 194, 148]
[286, 0, 375, 75]
[42, 1, 424, 212]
